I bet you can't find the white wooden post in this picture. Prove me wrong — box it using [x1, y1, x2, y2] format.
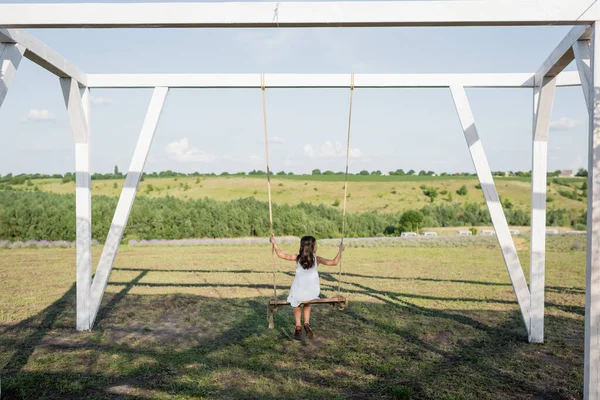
[450, 85, 531, 336]
[0, 42, 25, 108]
[87, 87, 169, 328]
[575, 39, 593, 109]
[530, 76, 557, 343]
[585, 21, 600, 400]
[60, 78, 92, 331]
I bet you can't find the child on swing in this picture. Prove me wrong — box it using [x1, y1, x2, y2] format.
[270, 234, 345, 340]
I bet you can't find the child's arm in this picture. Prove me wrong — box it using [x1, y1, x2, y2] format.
[317, 242, 346, 266]
[270, 234, 297, 262]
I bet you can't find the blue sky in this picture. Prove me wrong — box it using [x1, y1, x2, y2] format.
[0, 0, 590, 175]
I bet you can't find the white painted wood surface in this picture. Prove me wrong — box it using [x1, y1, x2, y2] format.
[0, 42, 24, 108]
[584, 22, 600, 400]
[0, 29, 86, 86]
[450, 85, 531, 336]
[61, 78, 92, 331]
[86, 72, 583, 89]
[530, 75, 557, 343]
[575, 40, 593, 109]
[87, 87, 169, 328]
[535, 25, 590, 85]
[0, 1, 599, 28]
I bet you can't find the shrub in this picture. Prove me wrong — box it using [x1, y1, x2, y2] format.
[456, 185, 468, 196]
[422, 187, 438, 203]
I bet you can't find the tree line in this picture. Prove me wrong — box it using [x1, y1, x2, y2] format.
[0, 190, 587, 242]
[0, 167, 589, 185]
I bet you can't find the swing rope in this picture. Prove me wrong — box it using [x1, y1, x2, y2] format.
[261, 73, 354, 301]
[337, 73, 354, 296]
[261, 73, 277, 298]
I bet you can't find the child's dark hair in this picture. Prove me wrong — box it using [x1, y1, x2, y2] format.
[297, 236, 316, 270]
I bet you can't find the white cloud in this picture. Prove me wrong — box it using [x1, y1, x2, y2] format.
[166, 138, 216, 163]
[91, 96, 113, 105]
[271, 136, 284, 144]
[22, 109, 55, 122]
[550, 117, 578, 131]
[303, 140, 362, 159]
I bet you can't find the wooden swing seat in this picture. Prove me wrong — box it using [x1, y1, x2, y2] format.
[267, 295, 348, 329]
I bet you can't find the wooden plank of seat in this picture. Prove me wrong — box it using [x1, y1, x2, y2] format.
[269, 296, 347, 306]
[267, 296, 348, 329]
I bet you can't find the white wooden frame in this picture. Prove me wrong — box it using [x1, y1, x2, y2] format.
[0, 3, 599, 397]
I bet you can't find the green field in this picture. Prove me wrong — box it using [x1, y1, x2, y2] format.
[0, 237, 586, 399]
[31, 175, 587, 214]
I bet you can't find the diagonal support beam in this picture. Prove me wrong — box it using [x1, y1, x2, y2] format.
[88, 87, 169, 329]
[584, 21, 600, 400]
[575, 39, 592, 109]
[535, 25, 591, 85]
[0, 42, 25, 108]
[60, 78, 92, 331]
[0, 29, 87, 86]
[450, 85, 531, 336]
[529, 76, 557, 343]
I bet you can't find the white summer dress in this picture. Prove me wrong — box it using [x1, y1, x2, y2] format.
[287, 257, 320, 307]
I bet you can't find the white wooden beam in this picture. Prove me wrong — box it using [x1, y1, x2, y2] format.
[60, 78, 88, 143]
[535, 25, 591, 86]
[450, 85, 531, 336]
[0, 42, 25, 108]
[0, 1, 598, 28]
[558, 70, 587, 87]
[86, 72, 583, 89]
[575, 39, 593, 109]
[0, 29, 86, 86]
[87, 87, 169, 328]
[584, 21, 600, 400]
[61, 78, 92, 331]
[529, 75, 557, 343]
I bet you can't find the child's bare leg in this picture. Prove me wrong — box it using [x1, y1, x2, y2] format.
[293, 307, 302, 327]
[303, 304, 311, 324]
[303, 305, 314, 339]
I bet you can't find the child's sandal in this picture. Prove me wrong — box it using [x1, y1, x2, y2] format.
[294, 326, 303, 340]
[304, 323, 314, 340]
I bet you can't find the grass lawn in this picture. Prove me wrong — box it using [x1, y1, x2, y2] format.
[0, 237, 586, 399]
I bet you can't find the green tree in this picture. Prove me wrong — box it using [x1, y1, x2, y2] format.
[312, 169, 322, 175]
[576, 168, 588, 177]
[359, 170, 370, 176]
[399, 210, 424, 233]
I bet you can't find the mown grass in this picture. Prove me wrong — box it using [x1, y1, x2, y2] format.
[31, 175, 587, 214]
[0, 237, 586, 399]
